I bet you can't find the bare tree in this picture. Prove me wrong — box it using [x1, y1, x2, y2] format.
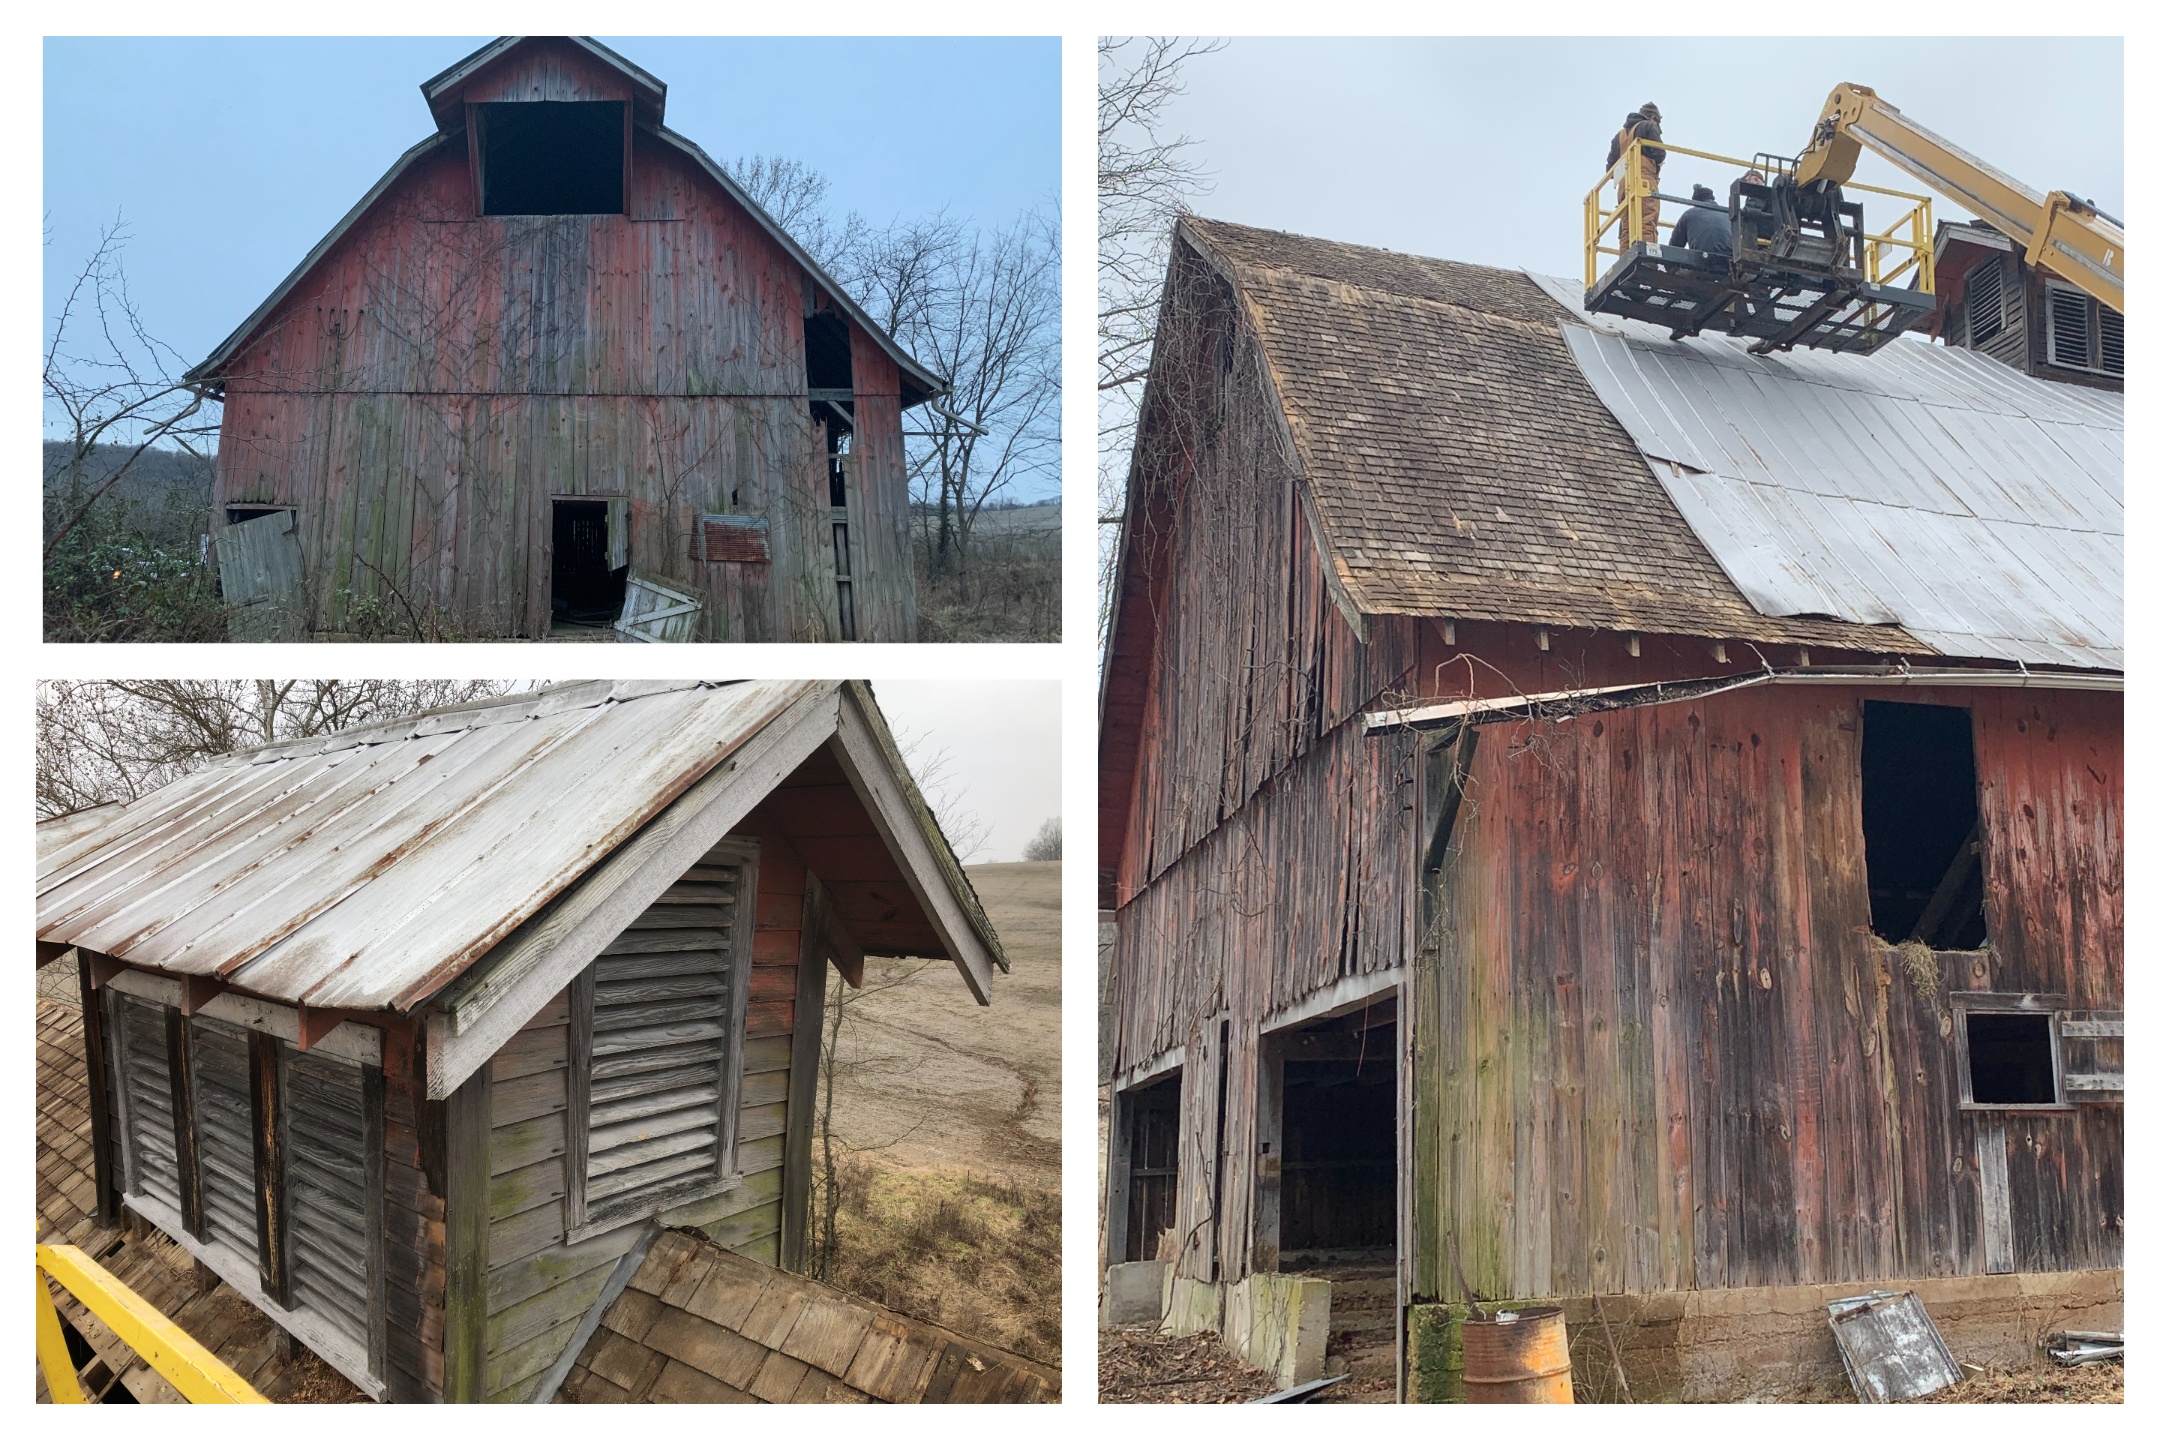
[891, 725, 989, 863]
[726, 154, 869, 272]
[1098, 38, 1224, 630]
[37, 680, 515, 817]
[1022, 816, 1062, 861]
[877, 212, 1061, 578]
[44, 219, 222, 560]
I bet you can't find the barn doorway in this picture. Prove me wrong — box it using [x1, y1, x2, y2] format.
[550, 499, 627, 629]
[1277, 1001, 1397, 1263]
[1860, 700, 1988, 947]
[1118, 1075, 1180, 1263]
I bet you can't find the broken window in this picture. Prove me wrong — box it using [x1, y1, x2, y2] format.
[550, 499, 627, 628]
[477, 101, 625, 216]
[225, 505, 293, 526]
[1963, 1010, 2058, 1106]
[1120, 1077, 1180, 1263]
[804, 310, 859, 641]
[1860, 700, 1987, 948]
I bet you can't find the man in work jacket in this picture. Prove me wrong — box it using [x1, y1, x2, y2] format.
[1606, 102, 1665, 246]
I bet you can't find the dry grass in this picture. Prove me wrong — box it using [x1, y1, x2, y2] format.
[913, 508, 1060, 642]
[826, 1158, 1061, 1366]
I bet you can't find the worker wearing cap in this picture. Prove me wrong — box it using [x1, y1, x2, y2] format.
[1607, 102, 1666, 246]
[1670, 184, 1733, 259]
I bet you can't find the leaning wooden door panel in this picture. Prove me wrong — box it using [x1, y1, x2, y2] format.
[216, 510, 308, 640]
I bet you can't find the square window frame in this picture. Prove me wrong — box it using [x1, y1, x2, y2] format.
[1951, 991, 2073, 1113]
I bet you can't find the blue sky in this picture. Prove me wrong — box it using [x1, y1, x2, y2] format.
[44, 35, 1061, 373]
[1158, 37, 2123, 280]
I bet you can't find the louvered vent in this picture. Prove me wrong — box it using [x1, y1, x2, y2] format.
[2049, 285, 2092, 369]
[2098, 306, 2124, 376]
[113, 996, 181, 1210]
[189, 1018, 257, 1252]
[283, 1049, 372, 1347]
[1966, 257, 2005, 345]
[577, 846, 754, 1227]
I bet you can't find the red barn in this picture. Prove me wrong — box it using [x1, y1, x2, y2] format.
[1100, 219, 2123, 1400]
[185, 36, 941, 642]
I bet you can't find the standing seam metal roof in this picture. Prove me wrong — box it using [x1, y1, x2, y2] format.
[1530, 272, 2123, 671]
[36, 680, 817, 1012]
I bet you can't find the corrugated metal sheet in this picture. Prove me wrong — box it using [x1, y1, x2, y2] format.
[1529, 272, 2122, 670]
[36, 680, 819, 1012]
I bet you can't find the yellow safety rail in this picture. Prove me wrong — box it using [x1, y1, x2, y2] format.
[36, 1239, 270, 1403]
[1585, 137, 1934, 296]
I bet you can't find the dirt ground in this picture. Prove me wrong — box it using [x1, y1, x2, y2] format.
[820, 860, 1062, 1362]
[1099, 1325, 1276, 1403]
[826, 860, 1060, 1188]
[1919, 1361, 2122, 1403]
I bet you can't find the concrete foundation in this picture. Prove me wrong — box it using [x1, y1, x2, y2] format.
[1100, 1261, 1168, 1327]
[1223, 1274, 1332, 1387]
[1408, 1268, 2123, 1403]
[1161, 1274, 1222, 1338]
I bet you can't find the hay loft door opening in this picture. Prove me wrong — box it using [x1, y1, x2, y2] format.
[805, 309, 859, 640]
[1120, 1076, 1180, 1262]
[1860, 700, 1989, 948]
[550, 499, 627, 627]
[476, 101, 626, 216]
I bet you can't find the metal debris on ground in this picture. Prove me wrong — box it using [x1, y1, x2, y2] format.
[2045, 1331, 2123, 1366]
[1248, 1375, 1349, 1404]
[1826, 1290, 1961, 1402]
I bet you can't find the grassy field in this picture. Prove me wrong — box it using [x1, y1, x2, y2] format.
[914, 503, 1061, 642]
[819, 860, 1061, 1363]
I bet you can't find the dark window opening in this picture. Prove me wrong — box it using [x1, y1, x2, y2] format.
[1860, 700, 1988, 948]
[1281, 1010, 1396, 1262]
[478, 101, 625, 216]
[804, 310, 853, 393]
[1121, 1077, 1180, 1263]
[550, 500, 625, 626]
[1966, 1011, 2057, 1105]
[226, 505, 292, 526]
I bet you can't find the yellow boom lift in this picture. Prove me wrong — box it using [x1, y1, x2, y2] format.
[1585, 83, 2124, 355]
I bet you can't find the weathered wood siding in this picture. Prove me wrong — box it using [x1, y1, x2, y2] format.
[1105, 244, 1412, 911]
[477, 817, 808, 1402]
[210, 57, 914, 641]
[378, 1021, 446, 1402]
[1409, 683, 2122, 1302]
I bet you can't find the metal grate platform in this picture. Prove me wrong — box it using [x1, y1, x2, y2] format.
[1587, 241, 1935, 355]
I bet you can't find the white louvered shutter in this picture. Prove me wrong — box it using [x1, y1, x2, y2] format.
[188, 1017, 257, 1252]
[574, 842, 756, 1229]
[282, 1047, 372, 1349]
[112, 995, 182, 1211]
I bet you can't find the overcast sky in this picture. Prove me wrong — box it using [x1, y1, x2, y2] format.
[874, 680, 1061, 866]
[1150, 37, 2122, 279]
[44, 35, 1059, 386]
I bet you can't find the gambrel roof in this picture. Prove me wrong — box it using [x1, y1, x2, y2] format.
[185, 35, 944, 406]
[1149, 217, 2121, 666]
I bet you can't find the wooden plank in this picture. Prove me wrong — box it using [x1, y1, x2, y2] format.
[781, 876, 828, 1271]
[165, 1006, 203, 1239]
[77, 953, 122, 1227]
[1978, 1122, 2014, 1274]
[363, 1063, 388, 1384]
[442, 1064, 491, 1403]
[246, 1029, 287, 1306]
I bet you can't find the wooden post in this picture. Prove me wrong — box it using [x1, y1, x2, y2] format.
[1251, 1033, 1285, 1273]
[362, 1064, 389, 1384]
[166, 1008, 203, 1238]
[441, 1064, 491, 1403]
[247, 1031, 288, 1306]
[76, 952, 121, 1228]
[1102, 1089, 1131, 1267]
[780, 874, 833, 1273]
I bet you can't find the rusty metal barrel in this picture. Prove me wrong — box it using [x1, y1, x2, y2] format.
[1460, 1306, 1574, 1403]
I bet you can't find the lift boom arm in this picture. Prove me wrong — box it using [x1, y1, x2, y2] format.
[1795, 83, 2122, 314]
